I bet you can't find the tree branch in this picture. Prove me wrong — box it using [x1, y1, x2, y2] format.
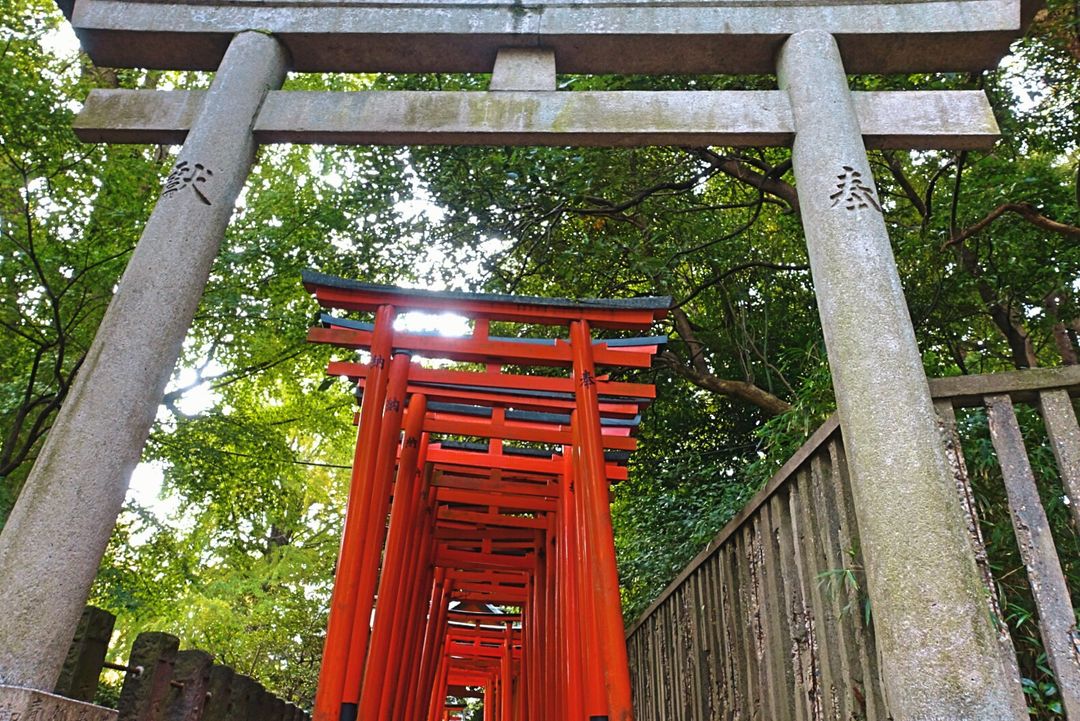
[945, 202, 1080, 248]
[689, 148, 800, 214]
[661, 351, 793, 416]
[674, 261, 810, 309]
[663, 308, 793, 416]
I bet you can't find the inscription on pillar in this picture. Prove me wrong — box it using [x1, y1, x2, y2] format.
[830, 166, 881, 212]
[161, 161, 215, 205]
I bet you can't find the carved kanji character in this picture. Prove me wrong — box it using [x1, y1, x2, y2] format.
[830, 166, 881, 212]
[161, 160, 215, 205]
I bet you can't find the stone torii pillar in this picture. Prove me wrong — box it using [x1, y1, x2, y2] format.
[0, 31, 288, 690]
[778, 30, 1026, 720]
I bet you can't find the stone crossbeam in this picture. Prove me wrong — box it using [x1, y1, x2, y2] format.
[75, 89, 1000, 150]
[63, 0, 1034, 74]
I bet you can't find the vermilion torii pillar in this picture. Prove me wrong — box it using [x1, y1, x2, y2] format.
[3, 2, 1037, 719]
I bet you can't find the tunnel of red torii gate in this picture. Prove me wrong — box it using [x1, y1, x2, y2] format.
[0, 3, 1044, 721]
[301, 271, 671, 721]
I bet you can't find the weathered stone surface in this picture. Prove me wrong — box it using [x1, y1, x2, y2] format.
[251, 683, 273, 721]
[161, 651, 212, 721]
[226, 675, 260, 721]
[55, 607, 115, 702]
[199, 666, 234, 721]
[74, 88, 1000, 151]
[117, 632, 179, 721]
[490, 48, 556, 91]
[0, 32, 288, 691]
[66, 0, 1033, 74]
[0, 686, 117, 721]
[778, 29, 1027, 721]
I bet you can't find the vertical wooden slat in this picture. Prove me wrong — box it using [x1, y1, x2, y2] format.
[710, 554, 729, 721]
[686, 580, 700, 721]
[809, 453, 854, 721]
[763, 496, 798, 721]
[674, 593, 686, 721]
[1039, 389, 1080, 533]
[702, 558, 716, 720]
[691, 570, 709, 721]
[828, 440, 888, 721]
[797, 467, 838, 721]
[736, 527, 762, 718]
[788, 480, 822, 721]
[657, 606, 668, 721]
[752, 524, 767, 718]
[987, 393, 1080, 720]
[652, 616, 660, 721]
[717, 546, 739, 720]
[776, 486, 811, 721]
[660, 592, 672, 721]
[723, 542, 746, 720]
[652, 615, 661, 721]
[673, 587, 682, 721]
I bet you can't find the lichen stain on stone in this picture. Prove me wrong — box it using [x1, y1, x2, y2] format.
[550, 95, 692, 136]
[400, 95, 462, 131]
[467, 96, 541, 131]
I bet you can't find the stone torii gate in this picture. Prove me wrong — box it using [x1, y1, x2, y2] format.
[0, 2, 1036, 720]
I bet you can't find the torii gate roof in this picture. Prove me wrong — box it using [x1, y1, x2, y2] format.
[59, 0, 1036, 74]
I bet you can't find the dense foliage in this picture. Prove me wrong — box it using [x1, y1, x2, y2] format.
[1, 0, 1078, 713]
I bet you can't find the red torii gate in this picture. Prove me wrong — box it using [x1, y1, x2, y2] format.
[303, 271, 669, 721]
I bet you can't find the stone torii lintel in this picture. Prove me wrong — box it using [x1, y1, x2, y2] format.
[74, 87, 1001, 150]
[61, 0, 1037, 75]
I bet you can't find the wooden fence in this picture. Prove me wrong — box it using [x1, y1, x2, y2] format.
[625, 366, 1080, 721]
[55, 607, 309, 721]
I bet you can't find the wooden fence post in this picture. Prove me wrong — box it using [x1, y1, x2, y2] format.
[55, 606, 116, 702]
[118, 632, 179, 721]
